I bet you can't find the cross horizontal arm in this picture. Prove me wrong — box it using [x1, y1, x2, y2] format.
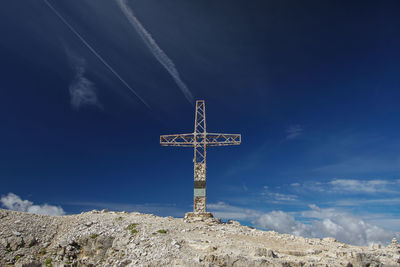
[160, 133, 195, 147]
[205, 133, 241, 147]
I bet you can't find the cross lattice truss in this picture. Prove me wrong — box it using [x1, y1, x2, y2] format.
[159, 133, 241, 148]
[160, 100, 241, 213]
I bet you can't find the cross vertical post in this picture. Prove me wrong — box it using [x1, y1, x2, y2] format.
[160, 100, 241, 216]
[193, 100, 207, 212]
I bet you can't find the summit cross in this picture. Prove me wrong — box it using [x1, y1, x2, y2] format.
[160, 100, 241, 215]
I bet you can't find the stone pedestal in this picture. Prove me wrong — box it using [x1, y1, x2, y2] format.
[184, 212, 214, 222]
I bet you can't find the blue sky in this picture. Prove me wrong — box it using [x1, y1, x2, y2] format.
[1, 0, 400, 245]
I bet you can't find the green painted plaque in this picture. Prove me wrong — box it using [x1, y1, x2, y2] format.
[194, 188, 206, 197]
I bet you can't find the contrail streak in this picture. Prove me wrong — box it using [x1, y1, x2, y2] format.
[43, 0, 152, 110]
[116, 0, 194, 106]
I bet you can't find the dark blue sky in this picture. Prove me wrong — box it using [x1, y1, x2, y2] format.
[1, 0, 400, 244]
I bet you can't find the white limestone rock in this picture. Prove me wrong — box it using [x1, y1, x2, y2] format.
[0, 208, 399, 267]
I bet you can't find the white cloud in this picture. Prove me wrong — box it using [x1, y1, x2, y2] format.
[45, 0, 150, 109]
[330, 198, 400, 207]
[208, 202, 262, 221]
[328, 179, 395, 194]
[254, 210, 310, 237]
[291, 178, 400, 195]
[261, 186, 298, 203]
[253, 204, 399, 246]
[1, 193, 65, 216]
[208, 201, 399, 245]
[265, 192, 298, 202]
[66, 50, 101, 110]
[367, 218, 400, 232]
[69, 76, 100, 110]
[286, 125, 303, 139]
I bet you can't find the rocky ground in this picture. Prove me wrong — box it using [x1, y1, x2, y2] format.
[1, 208, 400, 267]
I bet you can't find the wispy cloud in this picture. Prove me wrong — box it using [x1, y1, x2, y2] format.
[285, 178, 400, 217]
[286, 124, 303, 139]
[116, 0, 194, 105]
[67, 50, 101, 110]
[333, 197, 400, 206]
[1, 193, 65, 216]
[261, 186, 298, 203]
[292, 178, 400, 195]
[329, 179, 396, 194]
[43, 0, 151, 110]
[208, 202, 262, 221]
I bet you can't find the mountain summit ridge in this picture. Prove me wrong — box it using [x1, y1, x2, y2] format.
[0, 208, 399, 266]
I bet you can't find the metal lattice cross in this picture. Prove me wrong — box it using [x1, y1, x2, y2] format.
[160, 100, 241, 213]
